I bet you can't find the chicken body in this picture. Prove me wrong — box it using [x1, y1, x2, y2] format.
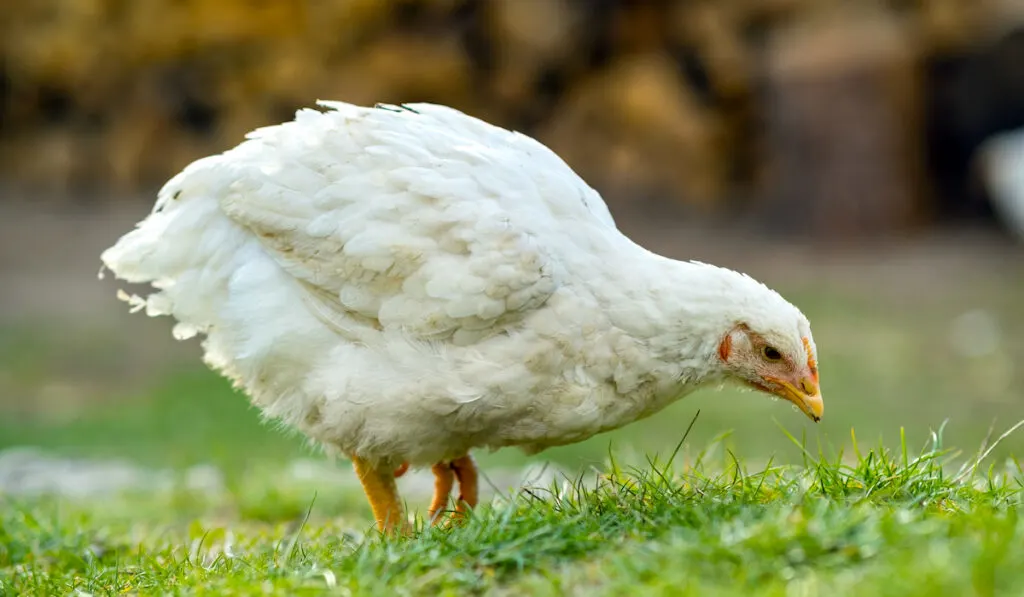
[102, 101, 823, 532]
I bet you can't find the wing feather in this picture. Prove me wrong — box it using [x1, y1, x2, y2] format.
[214, 102, 606, 345]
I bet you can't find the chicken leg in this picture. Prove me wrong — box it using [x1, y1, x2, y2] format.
[352, 456, 408, 534]
[424, 455, 479, 525]
[428, 463, 455, 523]
[450, 455, 479, 513]
[369, 455, 479, 530]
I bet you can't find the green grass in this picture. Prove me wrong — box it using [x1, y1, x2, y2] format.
[1, 425, 1022, 596]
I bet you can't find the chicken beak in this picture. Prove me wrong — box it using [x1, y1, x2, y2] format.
[770, 377, 823, 422]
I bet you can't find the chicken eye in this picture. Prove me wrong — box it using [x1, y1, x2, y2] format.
[762, 346, 782, 361]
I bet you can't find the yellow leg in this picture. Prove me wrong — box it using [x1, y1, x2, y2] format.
[352, 457, 408, 534]
[428, 463, 455, 524]
[451, 455, 479, 514]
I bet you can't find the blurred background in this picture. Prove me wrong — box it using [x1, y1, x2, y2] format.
[1, 0, 1023, 515]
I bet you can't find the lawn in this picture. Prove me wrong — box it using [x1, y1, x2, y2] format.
[1, 425, 1022, 596]
[1, 277, 1024, 595]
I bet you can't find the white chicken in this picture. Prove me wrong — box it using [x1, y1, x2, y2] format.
[101, 101, 824, 533]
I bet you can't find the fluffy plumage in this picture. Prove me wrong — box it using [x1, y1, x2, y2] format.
[101, 101, 823, 530]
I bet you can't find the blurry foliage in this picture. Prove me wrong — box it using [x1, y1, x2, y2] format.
[0, 0, 1021, 226]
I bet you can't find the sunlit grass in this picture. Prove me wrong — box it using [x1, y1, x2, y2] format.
[1, 423, 1021, 596]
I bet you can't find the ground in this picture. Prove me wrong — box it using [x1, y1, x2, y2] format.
[1, 201, 1023, 595]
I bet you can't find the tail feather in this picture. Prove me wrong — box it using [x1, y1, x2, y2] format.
[100, 156, 251, 340]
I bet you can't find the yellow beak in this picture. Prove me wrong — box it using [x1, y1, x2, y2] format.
[768, 376, 824, 422]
